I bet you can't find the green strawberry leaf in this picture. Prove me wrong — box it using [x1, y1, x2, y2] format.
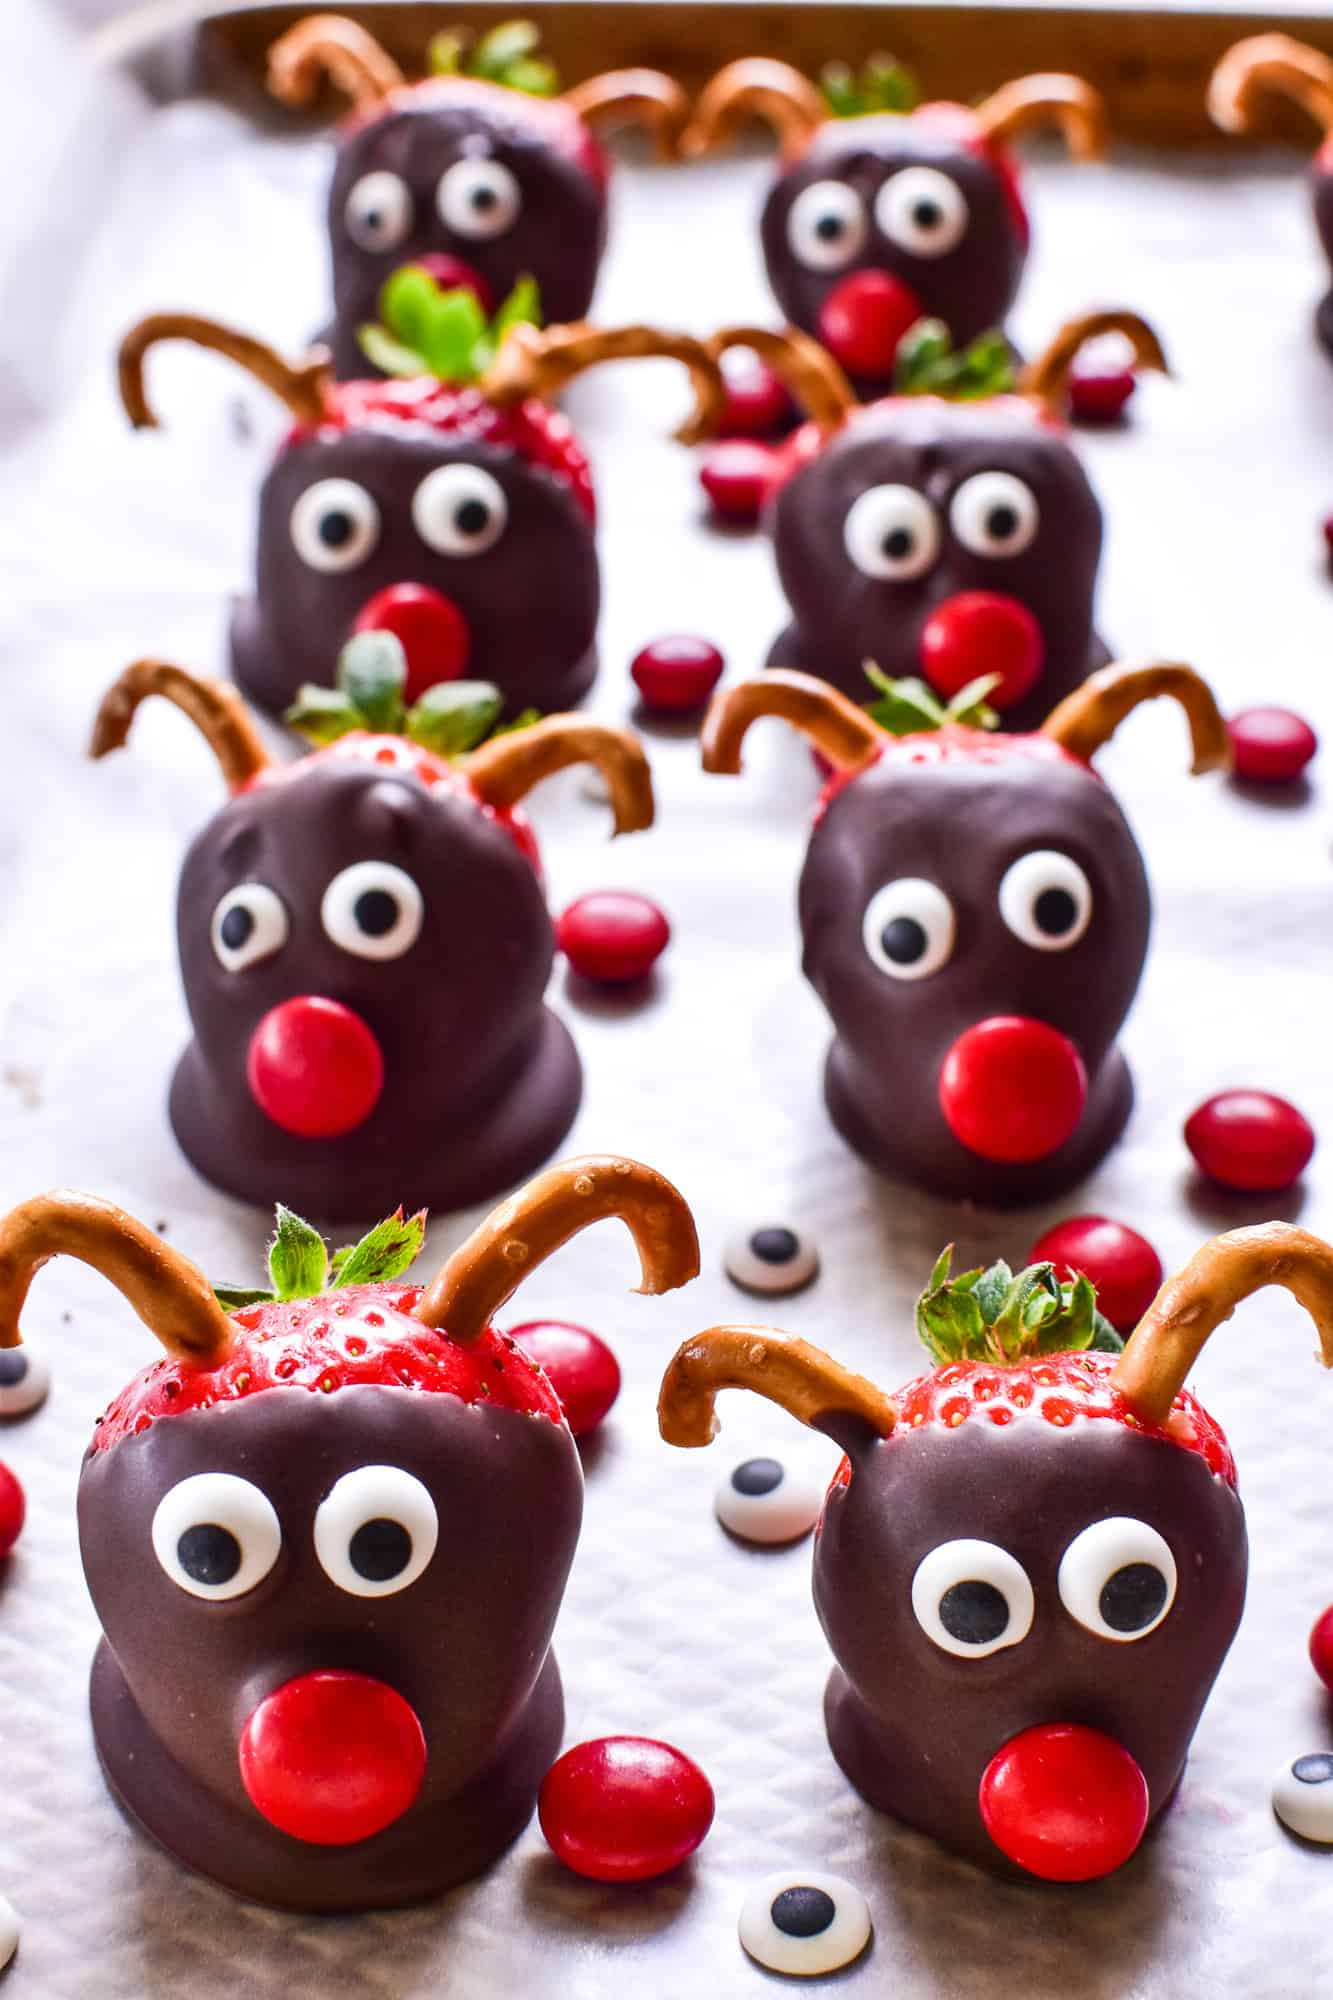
[284, 685, 367, 745]
[421, 288, 489, 381]
[865, 54, 919, 113]
[381, 264, 444, 348]
[213, 1284, 277, 1309]
[405, 680, 505, 756]
[268, 1207, 329, 1302]
[1089, 1311, 1125, 1354]
[504, 55, 558, 95]
[493, 274, 542, 343]
[972, 1261, 1012, 1327]
[356, 323, 431, 379]
[337, 631, 407, 734]
[332, 1208, 428, 1288]
[819, 61, 861, 118]
[427, 28, 465, 74]
[895, 319, 1015, 401]
[916, 1250, 1112, 1365]
[943, 673, 1003, 730]
[863, 665, 947, 736]
[472, 19, 541, 77]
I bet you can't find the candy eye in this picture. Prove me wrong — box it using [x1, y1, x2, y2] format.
[912, 1539, 1034, 1658]
[723, 1225, 820, 1297]
[152, 1473, 282, 1601]
[314, 1465, 439, 1598]
[786, 179, 868, 271]
[862, 878, 955, 981]
[1058, 1517, 1176, 1642]
[436, 157, 521, 240]
[321, 861, 424, 961]
[0, 1343, 50, 1418]
[715, 1456, 823, 1546]
[344, 169, 413, 253]
[950, 471, 1040, 559]
[211, 884, 290, 972]
[998, 850, 1093, 953]
[412, 463, 508, 557]
[874, 166, 969, 257]
[290, 479, 380, 573]
[843, 484, 940, 581]
[739, 1871, 872, 1977]
[1273, 1753, 1333, 1844]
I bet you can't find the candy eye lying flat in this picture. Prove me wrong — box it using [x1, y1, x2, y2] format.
[437, 157, 521, 239]
[0, 1342, 50, 1418]
[290, 479, 380, 573]
[321, 861, 424, 961]
[314, 1465, 438, 1598]
[999, 850, 1093, 952]
[412, 463, 508, 557]
[874, 166, 969, 257]
[1058, 1517, 1176, 1641]
[739, 1871, 872, 1977]
[344, 169, 413, 253]
[715, 1456, 824, 1545]
[843, 484, 940, 581]
[152, 1473, 282, 1601]
[862, 878, 955, 980]
[723, 1225, 819, 1297]
[786, 179, 867, 271]
[211, 884, 289, 972]
[912, 1539, 1034, 1658]
[1274, 1753, 1333, 1843]
[950, 471, 1040, 559]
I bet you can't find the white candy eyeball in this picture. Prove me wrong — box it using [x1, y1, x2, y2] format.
[290, 478, 380, 573]
[1274, 1753, 1333, 1843]
[723, 1226, 820, 1298]
[862, 878, 955, 981]
[950, 470, 1040, 559]
[843, 484, 940, 581]
[314, 1465, 438, 1597]
[151, 1473, 282, 1601]
[999, 850, 1093, 953]
[739, 1871, 872, 1977]
[344, 169, 413, 253]
[412, 462, 508, 557]
[321, 860, 424, 961]
[211, 883, 289, 973]
[874, 166, 969, 258]
[0, 1343, 50, 1419]
[437, 157, 521, 239]
[912, 1539, 1034, 1658]
[0, 1894, 17, 1971]
[786, 179, 868, 271]
[715, 1456, 823, 1545]
[1058, 1517, 1176, 1642]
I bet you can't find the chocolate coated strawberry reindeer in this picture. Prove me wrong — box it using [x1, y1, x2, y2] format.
[0, 1159, 698, 1910]
[683, 58, 1107, 395]
[267, 13, 690, 378]
[118, 314, 723, 717]
[703, 661, 1229, 1205]
[91, 657, 655, 1217]
[660, 1223, 1333, 1882]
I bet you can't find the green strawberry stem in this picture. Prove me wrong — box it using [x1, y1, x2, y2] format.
[863, 665, 1002, 736]
[285, 635, 520, 759]
[356, 267, 542, 387]
[819, 53, 920, 117]
[213, 1206, 429, 1308]
[916, 1246, 1123, 1366]
[428, 19, 559, 94]
[894, 318, 1014, 402]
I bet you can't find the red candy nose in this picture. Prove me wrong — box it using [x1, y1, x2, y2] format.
[817, 270, 923, 378]
[353, 583, 470, 703]
[938, 1016, 1087, 1163]
[979, 1723, 1149, 1882]
[920, 591, 1045, 710]
[413, 253, 493, 314]
[239, 1670, 427, 1847]
[247, 997, 385, 1139]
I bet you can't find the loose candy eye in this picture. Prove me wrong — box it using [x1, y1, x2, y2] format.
[723, 1225, 820, 1296]
[344, 169, 413, 253]
[715, 1457, 823, 1546]
[290, 479, 380, 573]
[152, 1473, 282, 1601]
[786, 180, 867, 271]
[1058, 1517, 1176, 1641]
[862, 878, 955, 980]
[739, 1871, 872, 1977]
[211, 884, 290, 972]
[843, 485, 940, 581]
[999, 850, 1093, 952]
[1273, 1753, 1333, 1843]
[912, 1539, 1034, 1658]
[874, 166, 969, 257]
[0, 1343, 50, 1418]
[314, 1465, 438, 1598]
[436, 157, 521, 239]
[412, 463, 508, 557]
[950, 471, 1040, 559]
[321, 861, 424, 961]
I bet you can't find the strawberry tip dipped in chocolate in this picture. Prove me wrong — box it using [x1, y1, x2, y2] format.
[89, 655, 657, 1218]
[659, 1223, 1333, 1882]
[0, 1161, 698, 1911]
[702, 661, 1229, 1206]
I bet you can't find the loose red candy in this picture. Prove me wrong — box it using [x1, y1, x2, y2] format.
[1310, 1604, 1333, 1691]
[699, 440, 779, 525]
[630, 636, 724, 715]
[1029, 1216, 1163, 1334]
[1185, 1090, 1315, 1192]
[1227, 707, 1318, 784]
[507, 1320, 621, 1437]
[539, 1736, 715, 1881]
[717, 356, 790, 437]
[238, 1669, 427, 1846]
[979, 1723, 1149, 1882]
[1067, 368, 1136, 426]
[557, 892, 670, 985]
[0, 1462, 24, 1558]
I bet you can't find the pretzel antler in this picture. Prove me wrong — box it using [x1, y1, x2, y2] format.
[1041, 661, 1230, 775]
[659, 1325, 897, 1457]
[1208, 34, 1333, 142]
[90, 660, 271, 794]
[706, 325, 855, 436]
[463, 717, 654, 835]
[118, 314, 331, 431]
[973, 73, 1109, 160]
[1020, 310, 1169, 417]
[266, 14, 406, 118]
[681, 58, 826, 162]
[563, 70, 691, 160]
[479, 322, 726, 445]
[703, 670, 885, 776]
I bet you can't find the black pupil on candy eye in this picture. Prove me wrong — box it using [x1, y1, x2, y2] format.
[771, 1887, 837, 1938]
[880, 915, 927, 965]
[732, 1457, 784, 1497]
[220, 905, 255, 951]
[939, 1579, 1009, 1645]
[1099, 1562, 1167, 1633]
[353, 889, 399, 937]
[350, 1517, 412, 1581]
[815, 213, 844, 241]
[751, 1228, 799, 1264]
[1034, 888, 1078, 937]
[319, 510, 355, 549]
[913, 198, 943, 230]
[986, 504, 1020, 541]
[1294, 1754, 1333, 1785]
[456, 498, 492, 536]
[0, 1351, 28, 1386]
[882, 527, 914, 560]
[177, 1523, 242, 1587]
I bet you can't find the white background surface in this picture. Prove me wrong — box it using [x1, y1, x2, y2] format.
[3, 8, 1333, 1993]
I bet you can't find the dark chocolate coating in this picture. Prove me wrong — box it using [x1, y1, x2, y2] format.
[798, 745, 1150, 1205]
[230, 424, 599, 719]
[767, 396, 1106, 733]
[1309, 157, 1333, 358]
[761, 118, 1025, 402]
[814, 1415, 1247, 1875]
[325, 97, 606, 380]
[79, 1387, 582, 1910]
[171, 758, 582, 1219]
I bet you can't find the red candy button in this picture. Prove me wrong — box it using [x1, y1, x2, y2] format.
[1028, 1216, 1163, 1334]
[539, 1736, 714, 1881]
[1310, 1604, 1333, 1691]
[1067, 368, 1136, 426]
[239, 1670, 426, 1846]
[352, 582, 470, 702]
[507, 1320, 621, 1437]
[0, 1463, 24, 1558]
[1185, 1090, 1315, 1192]
[247, 996, 385, 1138]
[1227, 707, 1318, 784]
[557, 892, 670, 984]
[920, 591, 1045, 709]
[699, 440, 779, 525]
[817, 269, 923, 378]
[631, 636, 724, 715]
[979, 1723, 1149, 1882]
[939, 1017, 1087, 1164]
